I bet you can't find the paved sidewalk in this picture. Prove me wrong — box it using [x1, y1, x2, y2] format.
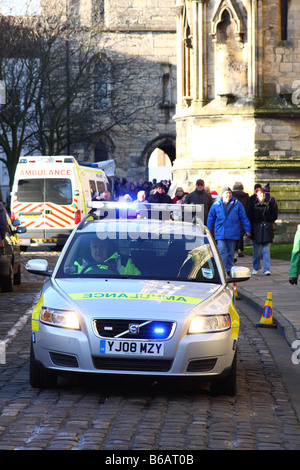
[235, 254, 300, 348]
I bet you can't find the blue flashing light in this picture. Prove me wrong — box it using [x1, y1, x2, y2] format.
[153, 326, 166, 337]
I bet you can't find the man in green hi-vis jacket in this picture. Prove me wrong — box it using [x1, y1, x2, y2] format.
[289, 225, 300, 285]
[73, 237, 141, 276]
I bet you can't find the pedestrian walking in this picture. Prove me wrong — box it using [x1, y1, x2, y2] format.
[247, 187, 277, 276]
[172, 187, 187, 204]
[289, 225, 300, 285]
[264, 182, 279, 219]
[148, 182, 173, 203]
[136, 190, 147, 203]
[184, 179, 213, 224]
[248, 183, 262, 208]
[207, 187, 251, 275]
[210, 189, 219, 201]
[232, 181, 249, 257]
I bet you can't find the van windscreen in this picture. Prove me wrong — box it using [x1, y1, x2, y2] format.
[17, 178, 72, 205]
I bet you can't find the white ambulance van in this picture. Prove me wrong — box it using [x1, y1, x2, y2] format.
[10, 156, 110, 250]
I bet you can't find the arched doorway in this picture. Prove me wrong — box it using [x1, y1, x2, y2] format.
[142, 134, 176, 182]
[148, 148, 173, 182]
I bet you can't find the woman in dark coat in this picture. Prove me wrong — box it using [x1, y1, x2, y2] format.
[247, 187, 277, 276]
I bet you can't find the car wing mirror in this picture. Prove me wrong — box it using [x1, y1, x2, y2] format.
[227, 266, 251, 283]
[26, 259, 52, 277]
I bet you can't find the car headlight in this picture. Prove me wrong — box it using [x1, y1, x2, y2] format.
[188, 314, 230, 334]
[40, 307, 80, 330]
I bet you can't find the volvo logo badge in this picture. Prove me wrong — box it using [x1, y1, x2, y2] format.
[129, 323, 140, 335]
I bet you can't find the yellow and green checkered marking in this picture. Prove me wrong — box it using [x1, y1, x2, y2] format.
[31, 294, 43, 331]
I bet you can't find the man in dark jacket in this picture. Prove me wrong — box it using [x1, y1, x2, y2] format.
[232, 181, 249, 257]
[184, 179, 213, 225]
[148, 183, 173, 203]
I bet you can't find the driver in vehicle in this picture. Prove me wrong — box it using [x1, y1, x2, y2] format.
[74, 237, 141, 276]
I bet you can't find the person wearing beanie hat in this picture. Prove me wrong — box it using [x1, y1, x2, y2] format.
[210, 190, 219, 200]
[207, 187, 251, 275]
[221, 186, 232, 194]
[263, 183, 279, 217]
[148, 182, 173, 203]
[185, 179, 213, 224]
[248, 183, 262, 208]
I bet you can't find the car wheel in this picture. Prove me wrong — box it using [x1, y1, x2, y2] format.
[1, 264, 14, 292]
[210, 349, 237, 397]
[29, 342, 57, 389]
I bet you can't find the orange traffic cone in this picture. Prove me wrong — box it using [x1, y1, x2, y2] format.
[256, 292, 277, 328]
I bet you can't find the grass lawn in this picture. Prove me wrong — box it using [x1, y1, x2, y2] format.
[243, 244, 293, 261]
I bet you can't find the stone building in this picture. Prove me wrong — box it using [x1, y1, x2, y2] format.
[0, 0, 177, 196]
[72, 0, 178, 183]
[173, 0, 300, 241]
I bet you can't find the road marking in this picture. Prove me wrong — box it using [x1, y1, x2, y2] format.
[1, 293, 40, 348]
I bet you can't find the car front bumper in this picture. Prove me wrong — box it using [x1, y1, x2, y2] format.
[32, 321, 238, 379]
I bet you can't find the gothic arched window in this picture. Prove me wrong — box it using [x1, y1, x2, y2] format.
[280, 0, 288, 41]
[94, 55, 110, 109]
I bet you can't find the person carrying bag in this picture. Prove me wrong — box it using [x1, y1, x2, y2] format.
[247, 187, 278, 275]
[253, 219, 274, 245]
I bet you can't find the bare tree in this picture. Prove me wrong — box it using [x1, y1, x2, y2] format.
[0, 1, 176, 188]
[0, 14, 41, 187]
[0, 3, 103, 187]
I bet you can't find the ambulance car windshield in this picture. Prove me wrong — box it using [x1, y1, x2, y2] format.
[56, 233, 221, 283]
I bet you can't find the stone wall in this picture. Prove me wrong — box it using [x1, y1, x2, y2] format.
[173, 0, 300, 242]
[105, 0, 176, 31]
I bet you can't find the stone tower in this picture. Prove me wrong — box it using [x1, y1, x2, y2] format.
[173, 0, 300, 241]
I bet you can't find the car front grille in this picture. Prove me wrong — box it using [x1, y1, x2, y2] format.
[92, 356, 173, 372]
[94, 319, 176, 340]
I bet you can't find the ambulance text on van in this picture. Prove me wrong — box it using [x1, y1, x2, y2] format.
[10, 156, 109, 249]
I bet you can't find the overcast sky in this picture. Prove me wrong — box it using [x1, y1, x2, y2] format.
[1, 0, 40, 15]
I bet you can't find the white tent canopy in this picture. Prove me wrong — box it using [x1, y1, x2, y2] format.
[94, 159, 115, 177]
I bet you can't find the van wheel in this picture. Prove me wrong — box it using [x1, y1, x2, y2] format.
[1, 264, 14, 292]
[210, 349, 237, 396]
[30, 342, 57, 389]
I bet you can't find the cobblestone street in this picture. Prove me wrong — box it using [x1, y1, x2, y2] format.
[1, 252, 300, 450]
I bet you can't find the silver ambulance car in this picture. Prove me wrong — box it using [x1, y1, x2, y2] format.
[26, 202, 250, 395]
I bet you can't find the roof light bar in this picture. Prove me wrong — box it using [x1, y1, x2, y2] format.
[81, 201, 205, 228]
